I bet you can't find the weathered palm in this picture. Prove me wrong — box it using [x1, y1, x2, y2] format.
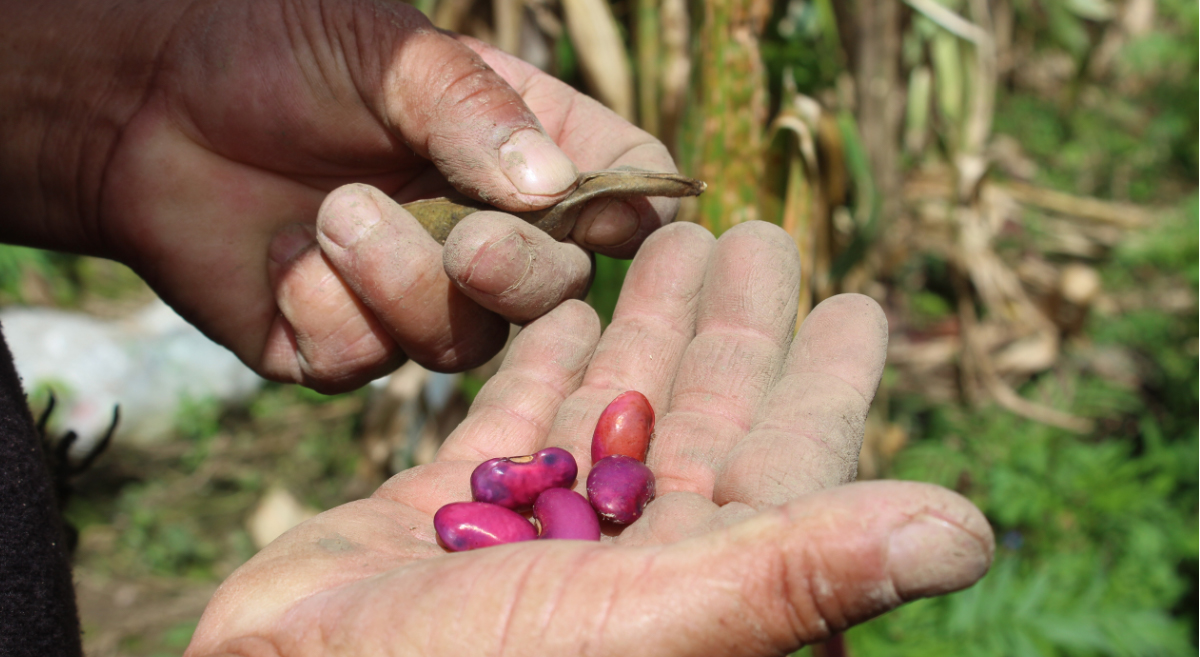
[187, 223, 993, 657]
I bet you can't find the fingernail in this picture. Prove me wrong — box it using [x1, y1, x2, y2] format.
[887, 514, 992, 598]
[582, 199, 641, 247]
[320, 190, 381, 248]
[269, 223, 316, 265]
[461, 232, 532, 295]
[499, 129, 578, 197]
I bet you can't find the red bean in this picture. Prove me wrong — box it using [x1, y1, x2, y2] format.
[470, 447, 578, 511]
[434, 502, 537, 552]
[591, 391, 655, 463]
[586, 455, 656, 525]
[533, 488, 601, 541]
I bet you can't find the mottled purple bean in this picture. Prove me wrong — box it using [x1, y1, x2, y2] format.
[533, 488, 601, 541]
[471, 447, 578, 510]
[434, 502, 537, 552]
[586, 455, 656, 525]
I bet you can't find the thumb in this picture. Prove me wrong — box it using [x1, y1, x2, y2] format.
[612, 481, 994, 655]
[357, 4, 578, 209]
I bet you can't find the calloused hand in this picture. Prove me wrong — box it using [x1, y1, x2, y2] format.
[4, 0, 676, 392]
[185, 222, 993, 657]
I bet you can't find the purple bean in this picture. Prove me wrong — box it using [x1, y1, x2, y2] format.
[533, 488, 601, 541]
[471, 447, 578, 510]
[434, 502, 537, 552]
[586, 455, 656, 525]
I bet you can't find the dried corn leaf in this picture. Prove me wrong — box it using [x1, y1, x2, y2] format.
[659, 0, 691, 159]
[636, 0, 662, 136]
[492, 0, 522, 55]
[561, 0, 635, 120]
[432, 0, 474, 32]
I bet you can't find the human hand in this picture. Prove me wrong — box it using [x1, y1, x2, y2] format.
[2, 0, 677, 391]
[185, 222, 994, 657]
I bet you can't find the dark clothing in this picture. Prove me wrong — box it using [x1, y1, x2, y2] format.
[0, 323, 83, 656]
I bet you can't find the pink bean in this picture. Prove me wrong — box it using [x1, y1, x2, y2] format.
[434, 502, 537, 552]
[533, 488, 601, 541]
[586, 455, 656, 525]
[471, 447, 578, 510]
[591, 391, 655, 463]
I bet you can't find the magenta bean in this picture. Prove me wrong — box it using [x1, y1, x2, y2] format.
[591, 391, 655, 463]
[471, 447, 578, 510]
[586, 455, 656, 525]
[434, 502, 537, 552]
[533, 488, 601, 541]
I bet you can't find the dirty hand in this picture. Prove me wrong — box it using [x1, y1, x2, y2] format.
[185, 222, 994, 657]
[2, 0, 677, 392]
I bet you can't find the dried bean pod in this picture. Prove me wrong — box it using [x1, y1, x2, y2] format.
[471, 447, 578, 510]
[403, 169, 707, 244]
[586, 455, 656, 525]
[533, 488, 601, 541]
[591, 391, 655, 463]
[434, 502, 537, 552]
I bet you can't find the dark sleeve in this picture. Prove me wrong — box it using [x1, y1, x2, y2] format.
[0, 322, 83, 657]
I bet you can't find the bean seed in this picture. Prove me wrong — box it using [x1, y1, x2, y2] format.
[586, 455, 656, 525]
[434, 502, 537, 552]
[533, 488, 601, 541]
[591, 391, 655, 463]
[471, 447, 578, 510]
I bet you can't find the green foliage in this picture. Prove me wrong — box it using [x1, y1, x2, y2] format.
[909, 290, 954, 327]
[0, 245, 81, 305]
[852, 555, 1193, 656]
[761, 0, 844, 100]
[459, 373, 488, 404]
[850, 388, 1196, 655]
[588, 253, 633, 326]
[993, 0, 1198, 199]
[117, 482, 222, 578]
[992, 93, 1174, 202]
[160, 621, 199, 651]
[0, 244, 150, 307]
[850, 194, 1199, 654]
[1108, 196, 1199, 288]
[1120, 0, 1199, 175]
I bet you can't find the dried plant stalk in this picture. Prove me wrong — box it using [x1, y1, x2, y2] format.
[999, 181, 1155, 228]
[768, 81, 826, 328]
[492, 0, 522, 54]
[432, 0, 474, 32]
[681, 0, 772, 235]
[561, 0, 635, 120]
[659, 0, 691, 160]
[636, 0, 662, 137]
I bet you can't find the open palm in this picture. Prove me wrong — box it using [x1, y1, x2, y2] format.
[186, 222, 993, 657]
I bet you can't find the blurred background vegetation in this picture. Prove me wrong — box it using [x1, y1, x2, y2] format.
[0, 0, 1195, 654]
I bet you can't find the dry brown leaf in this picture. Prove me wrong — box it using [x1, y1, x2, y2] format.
[561, 0, 635, 120]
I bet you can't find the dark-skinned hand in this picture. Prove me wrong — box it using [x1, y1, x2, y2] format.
[2, 0, 678, 392]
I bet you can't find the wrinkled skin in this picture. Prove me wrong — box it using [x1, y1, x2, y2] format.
[187, 222, 994, 657]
